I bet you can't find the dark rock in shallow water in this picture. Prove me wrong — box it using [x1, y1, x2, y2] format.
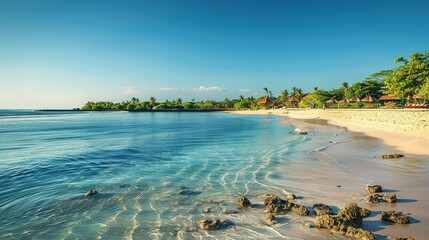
[201, 207, 211, 213]
[382, 154, 404, 159]
[363, 194, 379, 203]
[305, 222, 315, 228]
[366, 185, 382, 193]
[312, 203, 334, 216]
[85, 189, 98, 196]
[394, 237, 415, 240]
[223, 209, 240, 214]
[197, 219, 230, 230]
[236, 195, 252, 208]
[265, 213, 277, 225]
[178, 189, 201, 195]
[381, 194, 397, 203]
[381, 211, 410, 224]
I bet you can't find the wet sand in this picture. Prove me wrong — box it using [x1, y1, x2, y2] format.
[230, 110, 429, 239]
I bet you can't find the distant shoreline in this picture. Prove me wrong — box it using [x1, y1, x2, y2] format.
[37, 108, 236, 112]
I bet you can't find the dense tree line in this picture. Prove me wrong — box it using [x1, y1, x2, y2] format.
[81, 50, 429, 111]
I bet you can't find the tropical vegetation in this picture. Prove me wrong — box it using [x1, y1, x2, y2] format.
[81, 50, 429, 111]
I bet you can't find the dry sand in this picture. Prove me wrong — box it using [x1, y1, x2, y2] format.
[229, 108, 429, 239]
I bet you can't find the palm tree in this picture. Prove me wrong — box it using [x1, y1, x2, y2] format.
[239, 95, 244, 101]
[247, 96, 256, 109]
[223, 98, 231, 108]
[281, 90, 288, 102]
[149, 96, 156, 109]
[130, 97, 139, 105]
[291, 87, 303, 100]
[263, 87, 269, 97]
[176, 98, 182, 106]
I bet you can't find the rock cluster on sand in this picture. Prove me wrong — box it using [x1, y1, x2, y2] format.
[85, 189, 98, 196]
[381, 211, 410, 224]
[364, 184, 398, 203]
[264, 195, 309, 216]
[382, 154, 404, 159]
[197, 219, 229, 230]
[312, 203, 334, 216]
[363, 194, 379, 203]
[316, 203, 374, 240]
[381, 194, 397, 203]
[236, 195, 252, 208]
[366, 185, 382, 193]
[395, 237, 415, 240]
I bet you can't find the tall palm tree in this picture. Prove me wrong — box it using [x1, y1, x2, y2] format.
[149, 96, 156, 109]
[239, 95, 245, 101]
[263, 87, 269, 97]
[281, 90, 288, 102]
[247, 96, 256, 108]
[291, 87, 303, 100]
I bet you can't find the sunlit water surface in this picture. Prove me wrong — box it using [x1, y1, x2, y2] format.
[0, 110, 348, 239]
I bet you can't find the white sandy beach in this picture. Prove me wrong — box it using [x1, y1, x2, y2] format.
[232, 108, 429, 156]
[230, 108, 429, 239]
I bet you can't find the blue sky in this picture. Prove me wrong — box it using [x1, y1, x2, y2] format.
[1, 0, 428, 108]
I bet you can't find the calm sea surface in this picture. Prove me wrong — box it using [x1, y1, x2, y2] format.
[0, 110, 347, 239]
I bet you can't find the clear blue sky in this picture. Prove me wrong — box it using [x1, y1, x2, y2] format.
[1, 0, 428, 108]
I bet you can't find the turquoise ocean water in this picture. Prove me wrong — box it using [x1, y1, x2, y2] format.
[0, 110, 348, 239]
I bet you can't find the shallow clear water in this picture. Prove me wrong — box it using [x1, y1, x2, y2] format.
[0, 110, 348, 239]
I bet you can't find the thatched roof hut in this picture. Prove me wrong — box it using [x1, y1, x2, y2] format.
[348, 96, 361, 102]
[258, 96, 274, 108]
[326, 96, 338, 103]
[287, 96, 300, 102]
[361, 95, 379, 103]
[379, 95, 400, 101]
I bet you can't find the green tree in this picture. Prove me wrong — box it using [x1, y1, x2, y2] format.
[291, 87, 303, 99]
[385, 51, 429, 99]
[419, 79, 429, 101]
[126, 104, 135, 111]
[280, 90, 288, 103]
[81, 102, 93, 110]
[365, 69, 393, 83]
[298, 92, 325, 108]
[130, 97, 139, 105]
[183, 102, 194, 109]
[149, 96, 157, 109]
